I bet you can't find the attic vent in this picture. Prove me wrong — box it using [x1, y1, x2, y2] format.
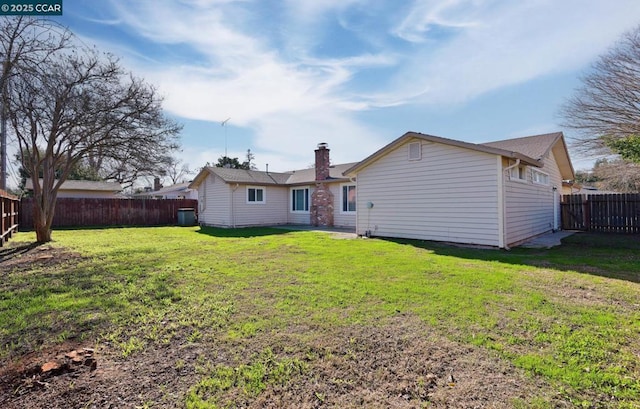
[408, 142, 421, 161]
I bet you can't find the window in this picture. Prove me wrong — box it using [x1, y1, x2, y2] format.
[247, 186, 265, 204]
[408, 142, 421, 160]
[342, 184, 356, 212]
[509, 165, 527, 181]
[291, 188, 309, 212]
[532, 169, 549, 185]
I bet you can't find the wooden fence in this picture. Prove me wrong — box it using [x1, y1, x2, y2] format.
[19, 198, 198, 230]
[561, 194, 640, 233]
[1, 189, 20, 246]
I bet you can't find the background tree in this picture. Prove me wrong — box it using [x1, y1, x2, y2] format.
[159, 155, 193, 185]
[5, 20, 181, 242]
[14, 149, 100, 194]
[215, 149, 256, 170]
[243, 149, 257, 170]
[216, 155, 247, 169]
[591, 159, 640, 192]
[561, 25, 640, 159]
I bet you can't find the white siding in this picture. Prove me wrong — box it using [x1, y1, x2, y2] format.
[504, 152, 563, 245]
[231, 185, 288, 227]
[355, 140, 500, 246]
[333, 183, 356, 228]
[198, 174, 231, 226]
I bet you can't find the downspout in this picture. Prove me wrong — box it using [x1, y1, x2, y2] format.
[350, 176, 357, 234]
[231, 183, 239, 228]
[500, 158, 520, 250]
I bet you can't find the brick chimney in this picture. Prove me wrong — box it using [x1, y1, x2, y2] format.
[154, 177, 162, 191]
[315, 142, 330, 181]
[311, 142, 334, 227]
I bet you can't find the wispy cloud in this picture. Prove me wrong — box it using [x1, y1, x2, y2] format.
[74, 0, 640, 172]
[393, 0, 481, 43]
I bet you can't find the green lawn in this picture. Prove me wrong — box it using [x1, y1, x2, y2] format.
[1, 227, 639, 408]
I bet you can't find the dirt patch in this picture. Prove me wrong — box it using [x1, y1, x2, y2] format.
[0, 315, 567, 408]
[0, 242, 84, 273]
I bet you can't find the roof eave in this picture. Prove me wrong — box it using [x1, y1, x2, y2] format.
[343, 131, 542, 175]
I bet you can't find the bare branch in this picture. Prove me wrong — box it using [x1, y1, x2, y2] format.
[560, 24, 640, 159]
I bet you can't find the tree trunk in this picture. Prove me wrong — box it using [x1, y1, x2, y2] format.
[35, 221, 52, 242]
[32, 178, 55, 243]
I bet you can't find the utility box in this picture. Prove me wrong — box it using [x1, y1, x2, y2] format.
[177, 208, 196, 226]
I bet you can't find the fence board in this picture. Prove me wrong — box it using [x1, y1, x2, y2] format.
[561, 194, 640, 233]
[1, 190, 19, 246]
[19, 198, 198, 230]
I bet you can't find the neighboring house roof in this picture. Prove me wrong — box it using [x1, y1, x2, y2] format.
[189, 163, 359, 190]
[136, 182, 194, 197]
[571, 186, 620, 195]
[25, 178, 122, 192]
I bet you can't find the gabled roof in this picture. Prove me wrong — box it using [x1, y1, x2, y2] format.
[482, 132, 561, 161]
[25, 178, 122, 192]
[189, 167, 291, 189]
[343, 131, 543, 176]
[136, 182, 193, 196]
[483, 132, 574, 180]
[189, 162, 359, 190]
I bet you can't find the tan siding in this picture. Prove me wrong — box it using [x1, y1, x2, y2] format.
[355, 140, 500, 246]
[333, 182, 356, 228]
[57, 191, 119, 198]
[231, 185, 288, 226]
[198, 174, 232, 226]
[287, 186, 312, 225]
[504, 152, 563, 245]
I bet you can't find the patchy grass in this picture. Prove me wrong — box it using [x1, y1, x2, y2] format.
[1, 227, 639, 408]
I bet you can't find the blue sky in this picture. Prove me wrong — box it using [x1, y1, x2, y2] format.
[45, 1, 640, 175]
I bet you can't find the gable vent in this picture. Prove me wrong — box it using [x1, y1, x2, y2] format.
[408, 142, 421, 160]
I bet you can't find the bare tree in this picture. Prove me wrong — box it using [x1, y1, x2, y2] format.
[85, 142, 175, 189]
[159, 155, 193, 185]
[592, 159, 640, 192]
[560, 25, 640, 158]
[7, 30, 181, 242]
[0, 17, 71, 190]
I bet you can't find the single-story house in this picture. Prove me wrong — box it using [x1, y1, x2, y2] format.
[190, 131, 575, 248]
[343, 131, 574, 248]
[134, 182, 198, 200]
[189, 143, 358, 228]
[25, 178, 123, 199]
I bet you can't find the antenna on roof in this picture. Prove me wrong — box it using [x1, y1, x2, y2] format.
[221, 117, 230, 158]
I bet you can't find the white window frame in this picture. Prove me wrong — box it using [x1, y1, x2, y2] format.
[408, 142, 421, 161]
[341, 183, 356, 213]
[509, 165, 527, 183]
[532, 169, 550, 185]
[246, 186, 265, 204]
[290, 187, 310, 213]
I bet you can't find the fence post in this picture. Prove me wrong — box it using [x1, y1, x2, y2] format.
[0, 189, 19, 246]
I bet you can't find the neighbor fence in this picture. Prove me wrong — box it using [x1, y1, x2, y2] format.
[19, 198, 198, 229]
[561, 193, 640, 233]
[1, 189, 19, 246]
